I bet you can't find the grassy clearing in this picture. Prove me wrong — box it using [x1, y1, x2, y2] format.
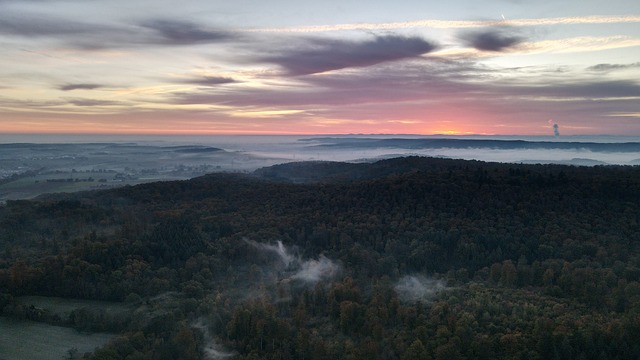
[17, 296, 132, 320]
[0, 317, 113, 360]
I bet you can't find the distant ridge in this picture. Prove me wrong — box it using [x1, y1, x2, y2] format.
[168, 146, 223, 153]
[254, 156, 490, 183]
[305, 137, 640, 152]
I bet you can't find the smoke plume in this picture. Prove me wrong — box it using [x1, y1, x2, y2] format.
[548, 119, 560, 137]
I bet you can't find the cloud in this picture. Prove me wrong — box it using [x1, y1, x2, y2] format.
[59, 83, 104, 91]
[607, 112, 640, 118]
[247, 15, 640, 33]
[0, 11, 139, 50]
[167, 60, 480, 108]
[0, 12, 112, 37]
[66, 98, 123, 107]
[505, 15, 640, 27]
[587, 62, 640, 72]
[520, 36, 640, 55]
[179, 76, 237, 87]
[0, 95, 65, 108]
[162, 59, 640, 135]
[0, 11, 237, 49]
[460, 29, 524, 51]
[523, 80, 640, 99]
[259, 35, 438, 75]
[140, 19, 236, 45]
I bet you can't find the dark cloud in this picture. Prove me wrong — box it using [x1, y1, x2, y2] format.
[167, 61, 479, 108]
[0, 96, 64, 108]
[460, 29, 524, 51]
[0, 11, 137, 50]
[140, 19, 236, 45]
[66, 98, 122, 107]
[0, 11, 236, 49]
[58, 83, 103, 91]
[0, 13, 109, 37]
[587, 62, 640, 72]
[259, 35, 438, 75]
[180, 76, 237, 86]
[523, 80, 640, 99]
[164, 60, 640, 127]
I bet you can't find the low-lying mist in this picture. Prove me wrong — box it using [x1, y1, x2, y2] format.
[394, 275, 446, 303]
[192, 319, 237, 360]
[244, 239, 341, 286]
[190, 239, 343, 355]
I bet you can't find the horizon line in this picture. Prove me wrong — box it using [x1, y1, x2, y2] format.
[0, 132, 637, 138]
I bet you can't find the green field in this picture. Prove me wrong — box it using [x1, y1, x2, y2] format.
[17, 296, 132, 320]
[0, 172, 164, 201]
[0, 317, 113, 360]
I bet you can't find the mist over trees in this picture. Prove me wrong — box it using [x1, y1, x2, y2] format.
[1, 156, 640, 359]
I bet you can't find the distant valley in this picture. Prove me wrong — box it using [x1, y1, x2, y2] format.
[2, 136, 640, 202]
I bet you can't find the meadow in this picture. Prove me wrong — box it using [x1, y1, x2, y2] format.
[16, 296, 132, 322]
[0, 317, 113, 360]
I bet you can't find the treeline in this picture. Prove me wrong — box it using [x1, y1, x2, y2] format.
[0, 156, 639, 359]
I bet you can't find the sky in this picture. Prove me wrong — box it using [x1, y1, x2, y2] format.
[1, 0, 639, 136]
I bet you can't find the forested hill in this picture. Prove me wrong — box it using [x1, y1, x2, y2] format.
[252, 156, 460, 183]
[1, 156, 640, 359]
[252, 155, 596, 183]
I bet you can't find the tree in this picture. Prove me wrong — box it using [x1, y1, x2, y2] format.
[500, 260, 517, 287]
[403, 339, 428, 360]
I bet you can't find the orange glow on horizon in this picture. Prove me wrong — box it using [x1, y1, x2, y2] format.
[0, 128, 543, 136]
[0, 113, 611, 136]
[432, 130, 465, 135]
[0, 117, 563, 136]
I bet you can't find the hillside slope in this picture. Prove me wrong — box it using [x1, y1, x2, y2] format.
[1, 156, 639, 359]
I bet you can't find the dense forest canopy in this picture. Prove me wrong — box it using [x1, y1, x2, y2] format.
[1, 156, 639, 359]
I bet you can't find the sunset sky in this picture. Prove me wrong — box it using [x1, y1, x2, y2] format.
[1, 0, 639, 135]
